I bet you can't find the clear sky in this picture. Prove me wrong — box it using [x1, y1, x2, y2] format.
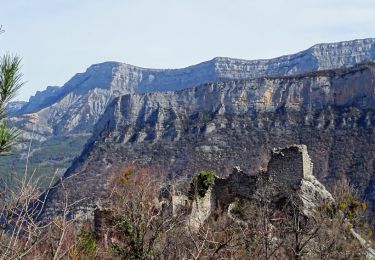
[1, 0, 375, 101]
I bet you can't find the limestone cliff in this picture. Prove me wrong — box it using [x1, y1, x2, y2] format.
[4, 38, 375, 183]
[13, 38, 375, 138]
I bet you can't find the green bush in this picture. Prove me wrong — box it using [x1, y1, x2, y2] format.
[75, 230, 97, 258]
[190, 170, 216, 199]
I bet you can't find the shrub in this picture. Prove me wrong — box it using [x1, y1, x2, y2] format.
[190, 170, 216, 198]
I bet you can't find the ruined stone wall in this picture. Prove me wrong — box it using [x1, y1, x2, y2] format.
[175, 145, 329, 229]
[266, 145, 310, 198]
[213, 167, 257, 209]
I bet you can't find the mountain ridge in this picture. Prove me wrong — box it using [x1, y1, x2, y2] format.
[4, 37, 375, 192]
[16, 37, 375, 116]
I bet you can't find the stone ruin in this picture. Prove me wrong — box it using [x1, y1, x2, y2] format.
[94, 144, 375, 258]
[167, 144, 334, 230]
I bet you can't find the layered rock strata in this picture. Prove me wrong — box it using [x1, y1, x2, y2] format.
[6, 38, 375, 182]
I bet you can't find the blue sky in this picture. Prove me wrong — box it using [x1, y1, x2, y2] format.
[1, 0, 375, 101]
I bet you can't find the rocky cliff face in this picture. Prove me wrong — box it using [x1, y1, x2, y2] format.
[13, 38, 375, 136]
[5, 38, 375, 181]
[5, 101, 27, 115]
[41, 63, 375, 222]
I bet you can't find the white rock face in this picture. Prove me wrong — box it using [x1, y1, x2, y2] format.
[92, 64, 375, 145]
[12, 38, 375, 139]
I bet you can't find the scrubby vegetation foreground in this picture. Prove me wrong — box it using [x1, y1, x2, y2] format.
[0, 162, 372, 259]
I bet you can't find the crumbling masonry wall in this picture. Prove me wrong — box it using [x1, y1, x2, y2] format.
[173, 144, 329, 229]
